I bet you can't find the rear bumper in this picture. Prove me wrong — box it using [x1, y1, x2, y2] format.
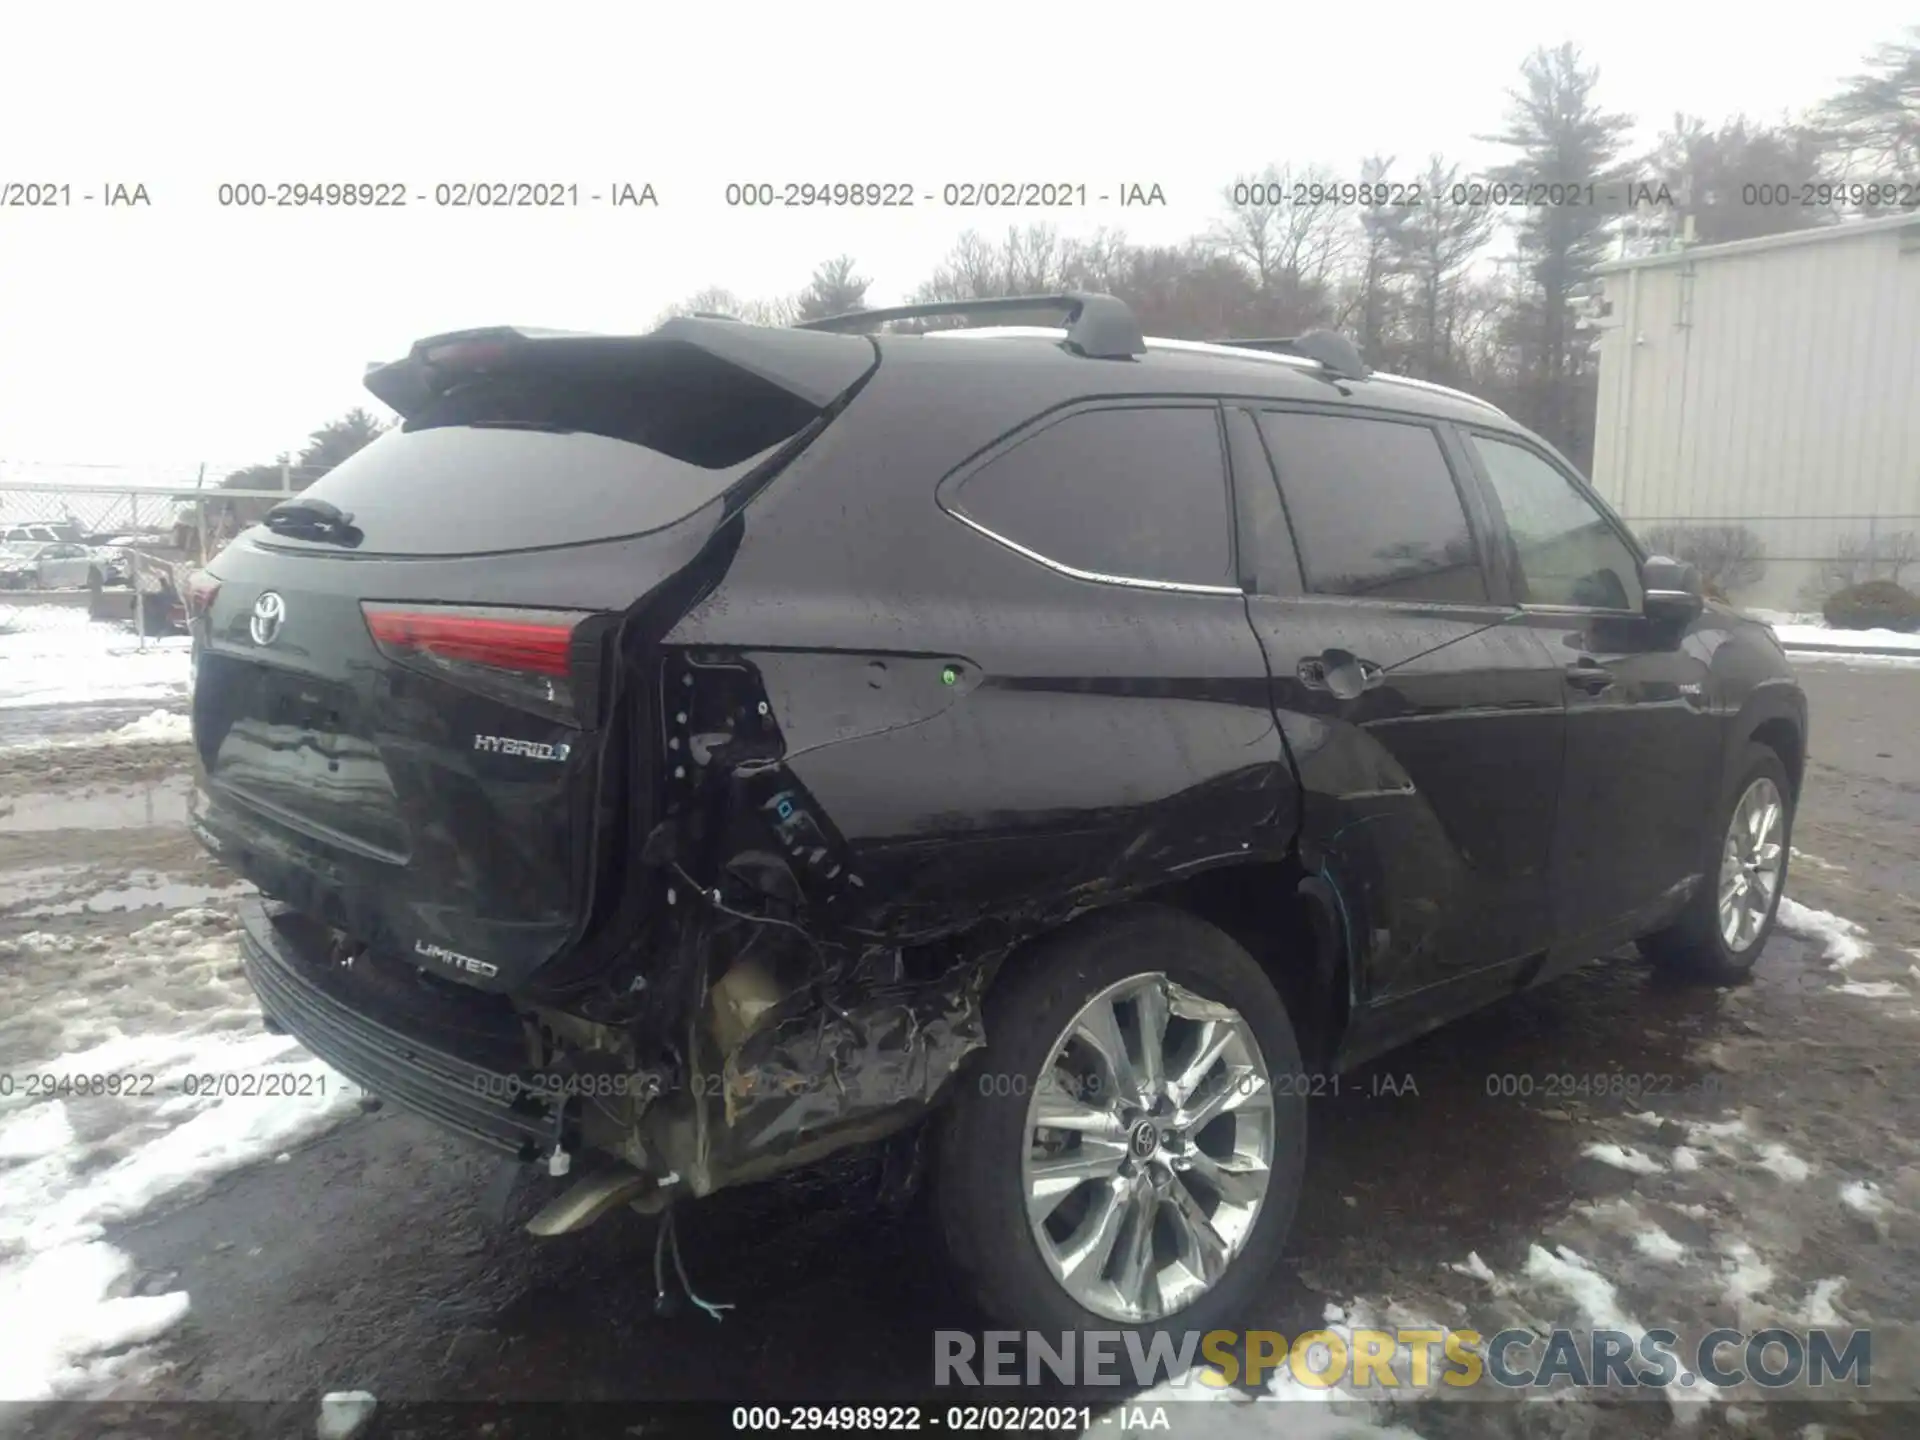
[237, 898, 557, 1158]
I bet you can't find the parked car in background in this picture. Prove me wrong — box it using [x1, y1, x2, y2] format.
[0, 523, 63, 546]
[0, 540, 96, 589]
[85, 545, 132, 586]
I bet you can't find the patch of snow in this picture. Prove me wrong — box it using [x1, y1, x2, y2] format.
[0, 1241, 190, 1402]
[1581, 1143, 1665, 1175]
[1790, 850, 1845, 873]
[1771, 621, 1920, 653]
[0, 1100, 74, 1162]
[1775, 899, 1871, 970]
[318, 1391, 379, 1440]
[1721, 1239, 1775, 1306]
[1800, 1279, 1847, 1328]
[1839, 1180, 1888, 1217]
[1632, 1226, 1687, 1262]
[103, 708, 192, 745]
[1446, 1251, 1496, 1283]
[1754, 1144, 1813, 1183]
[1672, 1146, 1701, 1173]
[1835, 980, 1906, 999]
[1787, 650, 1920, 669]
[1685, 1117, 1750, 1144]
[1523, 1244, 1637, 1331]
[0, 909, 363, 1399]
[0, 619, 190, 717]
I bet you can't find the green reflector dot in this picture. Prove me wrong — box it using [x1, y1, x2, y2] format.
[942, 666, 960, 686]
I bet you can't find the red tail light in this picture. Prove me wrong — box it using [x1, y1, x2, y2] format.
[361, 603, 591, 723]
[185, 571, 221, 620]
[364, 608, 573, 675]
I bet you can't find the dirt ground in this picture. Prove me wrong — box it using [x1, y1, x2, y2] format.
[3, 657, 1917, 1439]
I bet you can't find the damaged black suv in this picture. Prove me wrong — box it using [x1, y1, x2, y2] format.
[188, 293, 1806, 1336]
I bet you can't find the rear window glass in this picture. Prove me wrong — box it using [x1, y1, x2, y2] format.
[272, 426, 789, 557]
[951, 406, 1233, 587]
[263, 346, 823, 557]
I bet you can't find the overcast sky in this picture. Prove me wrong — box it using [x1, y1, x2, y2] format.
[0, 1, 1908, 482]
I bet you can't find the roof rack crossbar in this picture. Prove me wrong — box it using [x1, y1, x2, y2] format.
[1212, 330, 1372, 382]
[796, 292, 1146, 360]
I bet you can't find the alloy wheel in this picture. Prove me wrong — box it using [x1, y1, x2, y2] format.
[1717, 776, 1786, 953]
[1019, 973, 1275, 1323]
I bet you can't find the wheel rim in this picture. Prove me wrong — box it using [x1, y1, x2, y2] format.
[1718, 776, 1786, 953]
[1019, 973, 1275, 1323]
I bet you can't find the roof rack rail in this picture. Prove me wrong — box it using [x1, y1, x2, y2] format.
[796, 292, 1146, 360]
[1213, 330, 1371, 382]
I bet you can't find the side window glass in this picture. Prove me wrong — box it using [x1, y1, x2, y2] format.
[1255, 411, 1488, 603]
[1467, 434, 1642, 610]
[951, 406, 1234, 587]
[1226, 407, 1301, 596]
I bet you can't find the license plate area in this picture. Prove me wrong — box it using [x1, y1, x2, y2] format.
[265, 679, 348, 736]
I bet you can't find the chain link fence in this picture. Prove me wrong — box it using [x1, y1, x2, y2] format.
[0, 476, 298, 644]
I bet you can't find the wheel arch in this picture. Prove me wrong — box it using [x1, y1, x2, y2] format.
[1731, 679, 1807, 801]
[991, 858, 1351, 1072]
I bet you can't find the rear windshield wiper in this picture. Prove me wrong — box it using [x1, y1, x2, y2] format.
[263, 497, 363, 546]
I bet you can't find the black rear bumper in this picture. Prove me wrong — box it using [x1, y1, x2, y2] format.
[237, 898, 556, 1158]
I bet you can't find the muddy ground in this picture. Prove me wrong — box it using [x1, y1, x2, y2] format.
[3, 658, 1917, 1438]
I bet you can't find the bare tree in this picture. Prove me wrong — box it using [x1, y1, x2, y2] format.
[1815, 26, 1920, 179]
[911, 225, 1080, 309]
[655, 286, 796, 328]
[1209, 164, 1353, 333]
[1334, 155, 1416, 366]
[1389, 156, 1497, 384]
[1640, 523, 1768, 597]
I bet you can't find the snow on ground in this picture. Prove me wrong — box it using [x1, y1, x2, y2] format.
[1775, 898, 1872, 970]
[0, 612, 189, 715]
[1, 708, 196, 758]
[0, 909, 362, 1400]
[1745, 609, 1920, 654]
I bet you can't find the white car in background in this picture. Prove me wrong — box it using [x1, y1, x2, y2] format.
[0, 540, 96, 589]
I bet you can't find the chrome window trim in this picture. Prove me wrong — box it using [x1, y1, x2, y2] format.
[943, 508, 1244, 596]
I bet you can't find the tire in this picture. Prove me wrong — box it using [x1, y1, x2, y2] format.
[934, 904, 1306, 1336]
[1640, 742, 1794, 983]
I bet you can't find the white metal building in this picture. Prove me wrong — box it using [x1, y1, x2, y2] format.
[1590, 212, 1920, 611]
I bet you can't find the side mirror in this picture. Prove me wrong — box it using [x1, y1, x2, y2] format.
[1641, 554, 1703, 625]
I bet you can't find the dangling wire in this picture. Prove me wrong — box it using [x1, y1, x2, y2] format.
[655, 1207, 734, 1323]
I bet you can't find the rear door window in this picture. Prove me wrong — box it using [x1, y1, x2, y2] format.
[948, 404, 1234, 587]
[1464, 433, 1643, 611]
[1255, 411, 1489, 603]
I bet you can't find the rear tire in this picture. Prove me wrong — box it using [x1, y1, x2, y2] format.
[1640, 742, 1793, 983]
[934, 904, 1306, 1335]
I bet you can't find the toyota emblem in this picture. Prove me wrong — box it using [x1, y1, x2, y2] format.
[249, 591, 286, 646]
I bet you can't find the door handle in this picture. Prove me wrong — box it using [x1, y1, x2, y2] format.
[1298, 649, 1383, 699]
[1564, 659, 1614, 694]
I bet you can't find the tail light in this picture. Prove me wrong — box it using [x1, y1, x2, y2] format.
[184, 571, 221, 620]
[362, 602, 592, 724]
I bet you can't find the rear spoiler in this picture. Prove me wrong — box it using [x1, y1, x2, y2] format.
[364, 320, 877, 421]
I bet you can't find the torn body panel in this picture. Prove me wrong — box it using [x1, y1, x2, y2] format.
[624, 630, 1292, 1197]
